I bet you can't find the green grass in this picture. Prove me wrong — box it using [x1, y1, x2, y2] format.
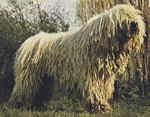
[0, 97, 150, 117]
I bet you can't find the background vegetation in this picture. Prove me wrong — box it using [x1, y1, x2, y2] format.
[0, 0, 150, 116]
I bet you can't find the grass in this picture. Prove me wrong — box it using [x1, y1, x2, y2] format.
[0, 96, 150, 117]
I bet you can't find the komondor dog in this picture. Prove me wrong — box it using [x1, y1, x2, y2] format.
[9, 4, 145, 112]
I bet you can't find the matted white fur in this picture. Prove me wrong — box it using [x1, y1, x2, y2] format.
[10, 4, 145, 112]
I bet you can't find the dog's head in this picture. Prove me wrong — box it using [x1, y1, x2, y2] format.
[117, 21, 141, 54]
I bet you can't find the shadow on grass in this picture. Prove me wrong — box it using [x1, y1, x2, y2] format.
[0, 97, 150, 117]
